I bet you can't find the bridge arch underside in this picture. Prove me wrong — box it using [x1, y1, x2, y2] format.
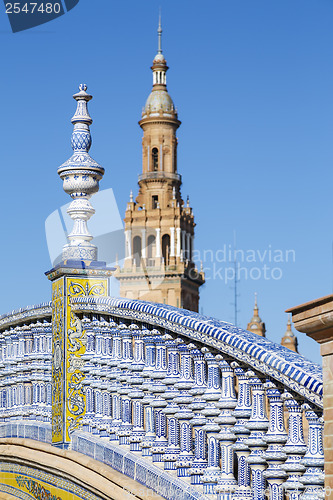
[0, 436, 162, 500]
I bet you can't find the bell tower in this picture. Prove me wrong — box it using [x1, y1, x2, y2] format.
[115, 19, 205, 312]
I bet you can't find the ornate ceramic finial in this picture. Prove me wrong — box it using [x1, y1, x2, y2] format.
[186, 195, 190, 208]
[58, 84, 104, 262]
[254, 292, 258, 310]
[130, 190, 133, 203]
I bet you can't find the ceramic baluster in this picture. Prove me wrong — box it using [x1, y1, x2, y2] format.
[215, 357, 237, 500]
[263, 382, 287, 500]
[107, 322, 122, 440]
[189, 347, 208, 485]
[150, 331, 168, 462]
[128, 325, 145, 452]
[161, 334, 181, 470]
[300, 407, 325, 500]
[174, 343, 195, 477]
[117, 325, 133, 445]
[201, 349, 222, 495]
[231, 364, 252, 499]
[140, 332, 157, 457]
[282, 395, 307, 500]
[244, 371, 269, 500]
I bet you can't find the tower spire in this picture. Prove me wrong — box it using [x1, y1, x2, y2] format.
[158, 10, 162, 54]
[150, 13, 168, 89]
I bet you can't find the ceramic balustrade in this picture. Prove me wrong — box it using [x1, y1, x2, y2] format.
[0, 321, 52, 423]
[0, 302, 325, 500]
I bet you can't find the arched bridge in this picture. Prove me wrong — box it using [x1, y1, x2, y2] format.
[0, 297, 324, 500]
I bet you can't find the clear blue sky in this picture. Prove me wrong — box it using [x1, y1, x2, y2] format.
[0, 0, 332, 364]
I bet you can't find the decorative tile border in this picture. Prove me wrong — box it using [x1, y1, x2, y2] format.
[0, 421, 51, 443]
[0, 462, 103, 500]
[0, 484, 32, 500]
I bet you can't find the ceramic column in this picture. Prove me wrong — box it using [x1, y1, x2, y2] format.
[232, 364, 252, 499]
[300, 407, 325, 500]
[282, 395, 307, 500]
[215, 357, 237, 500]
[244, 371, 269, 500]
[263, 382, 287, 500]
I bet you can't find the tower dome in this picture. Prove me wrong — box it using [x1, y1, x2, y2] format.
[142, 16, 177, 119]
[144, 91, 175, 117]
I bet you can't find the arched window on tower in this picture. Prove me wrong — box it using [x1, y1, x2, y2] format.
[162, 234, 170, 266]
[147, 235, 156, 266]
[133, 236, 142, 267]
[152, 147, 159, 171]
[152, 195, 158, 209]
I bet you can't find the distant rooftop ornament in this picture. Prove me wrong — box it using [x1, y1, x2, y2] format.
[58, 84, 104, 262]
[247, 293, 266, 337]
[130, 190, 133, 203]
[281, 314, 298, 352]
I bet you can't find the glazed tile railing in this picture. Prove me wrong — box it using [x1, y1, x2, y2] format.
[0, 298, 324, 500]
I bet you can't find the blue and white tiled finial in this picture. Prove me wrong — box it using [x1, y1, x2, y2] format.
[57, 84, 105, 262]
[69, 85, 93, 154]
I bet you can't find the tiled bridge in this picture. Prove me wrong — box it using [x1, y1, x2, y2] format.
[0, 297, 324, 500]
